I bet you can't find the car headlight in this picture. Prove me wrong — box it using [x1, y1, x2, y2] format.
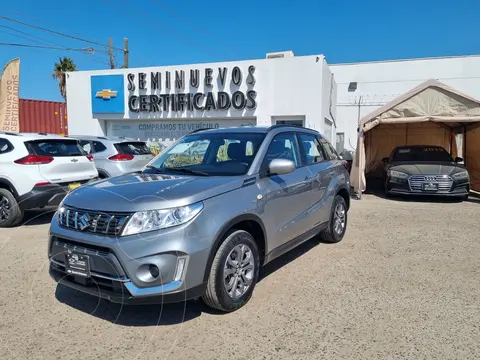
[452, 171, 469, 180]
[122, 202, 204, 236]
[389, 170, 409, 179]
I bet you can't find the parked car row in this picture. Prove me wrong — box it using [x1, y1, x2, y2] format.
[0, 132, 154, 227]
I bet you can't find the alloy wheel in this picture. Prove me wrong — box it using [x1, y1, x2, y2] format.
[223, 244, 255, 299]
[0, 196, 11, 222]
[333, 203, 346, 235]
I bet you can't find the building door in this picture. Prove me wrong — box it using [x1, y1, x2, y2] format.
[275, 119, 304, 126]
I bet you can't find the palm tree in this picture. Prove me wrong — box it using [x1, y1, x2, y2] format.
[52, 57, 77, 101]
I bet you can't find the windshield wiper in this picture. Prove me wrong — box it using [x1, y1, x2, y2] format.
[145, 165, 166, 173]
[163, 167, 209, 176]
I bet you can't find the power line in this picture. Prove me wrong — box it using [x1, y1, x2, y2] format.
[1, 6, 108, 43]
[100, 0, 218, 56]
[0, 24, 111, 65]
[0, 14, 124, 52]
[0, 41, 107, 53]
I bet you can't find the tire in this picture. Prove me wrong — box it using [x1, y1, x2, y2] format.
[202, 229, 260, 312]
[0, 188, 24, 228]
[320, 195, 348, 244]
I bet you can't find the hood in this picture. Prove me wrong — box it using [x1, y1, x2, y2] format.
[63, 172, 245, 212]
[390, 161, 465, 176]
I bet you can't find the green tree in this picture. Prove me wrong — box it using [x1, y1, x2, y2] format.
[52, 57, 77, 101]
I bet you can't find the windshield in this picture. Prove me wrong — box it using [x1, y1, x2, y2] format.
[146, 132, 266, 176]
[392, 146, 453, 162]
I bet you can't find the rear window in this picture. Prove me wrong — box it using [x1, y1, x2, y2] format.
[27, 139, 85, 157]
[114, 142, 151, 155]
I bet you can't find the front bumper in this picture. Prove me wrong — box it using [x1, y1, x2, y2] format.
[48, 215, 211, 304]
[386, 176, 469, 197]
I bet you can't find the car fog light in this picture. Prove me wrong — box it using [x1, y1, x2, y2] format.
[149, 265, 160, 278]
[174, 257, 186, 282]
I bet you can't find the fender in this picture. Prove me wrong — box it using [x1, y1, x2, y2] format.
[202, 213, 267, 284]
[0, 177, 19, 198]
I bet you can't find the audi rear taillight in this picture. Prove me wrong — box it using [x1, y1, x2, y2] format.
[87, 154, 94, 162]
[108, 154, 134, 161]
[14, 155, 54, 165]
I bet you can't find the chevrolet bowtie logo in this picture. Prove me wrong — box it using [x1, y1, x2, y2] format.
[95, 89, 118, 100]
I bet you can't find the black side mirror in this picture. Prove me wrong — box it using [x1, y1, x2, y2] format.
[381, 157, 389, 163]
[455, 157, 463, 163]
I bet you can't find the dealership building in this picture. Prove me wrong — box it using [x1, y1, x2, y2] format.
[66, 52, 338, 146]
[66, 52, 480, 153]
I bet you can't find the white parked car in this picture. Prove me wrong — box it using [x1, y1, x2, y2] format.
[0, 132, 98, 227]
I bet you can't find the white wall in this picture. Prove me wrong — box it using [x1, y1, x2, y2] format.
[66, 55, 333, 141]
[331, 55, 480, 151]
[321, 58, 337, 141]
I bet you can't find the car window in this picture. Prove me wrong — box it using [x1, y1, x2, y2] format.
[26, 139, 85, 157]
[79, 140, 92, 154]
[217, 140, 255, 163]
[264, 133, 300, 167]
[298, 133, 325, 165]
[93, 141, 107, 153]
[115, 142, 151, 155]
[0, 138, 13, 154]
[318, 137, 339, 160]
[149, 132, 266, 176]
[392, 146, 453, 162]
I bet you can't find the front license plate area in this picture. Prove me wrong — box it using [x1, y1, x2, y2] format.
[423, 183, 438, 191]
[65, 251, 91, 278]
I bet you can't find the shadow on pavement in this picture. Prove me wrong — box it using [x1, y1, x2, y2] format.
[55, 284, 204, 326]
[20, 208, 56, 226]
[55, 236, 324, 325]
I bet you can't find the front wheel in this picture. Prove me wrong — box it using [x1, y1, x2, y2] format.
[202, 230, 260, 312]
[320, 195, 348, 243]
[0, 188, 24, 228]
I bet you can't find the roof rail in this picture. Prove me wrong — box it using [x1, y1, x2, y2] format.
[267, 124, 305, 132]
[0, 131, 21, 136]
[189, 128, 209, 134]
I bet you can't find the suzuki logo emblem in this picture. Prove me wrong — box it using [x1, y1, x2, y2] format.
[78, 214, 90, 230]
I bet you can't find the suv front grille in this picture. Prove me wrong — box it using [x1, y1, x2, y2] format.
[408, 175, 453, 192]
[59, 206, 131, 235]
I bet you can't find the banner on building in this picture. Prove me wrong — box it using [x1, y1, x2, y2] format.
[0, 58, 20, 132]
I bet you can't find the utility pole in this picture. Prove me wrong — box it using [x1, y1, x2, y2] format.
[123, 38, 129, 68]
[108, 37, 115, 69]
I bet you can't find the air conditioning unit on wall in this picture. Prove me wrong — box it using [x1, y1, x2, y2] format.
[266, 50, 295, 59]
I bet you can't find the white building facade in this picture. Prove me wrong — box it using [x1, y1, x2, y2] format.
[331, 55, 480, 152]
[66, 54, 337, 146]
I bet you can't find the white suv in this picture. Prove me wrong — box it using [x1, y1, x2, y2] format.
[0, 132, 98, 227]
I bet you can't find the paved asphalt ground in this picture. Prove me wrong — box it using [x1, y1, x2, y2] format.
[0, 195, 479, 360]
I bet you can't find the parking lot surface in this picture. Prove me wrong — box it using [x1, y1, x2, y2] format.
[0, 196, 479, 360]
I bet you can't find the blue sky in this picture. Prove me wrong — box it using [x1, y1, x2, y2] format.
[0, 0, 478, 102]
